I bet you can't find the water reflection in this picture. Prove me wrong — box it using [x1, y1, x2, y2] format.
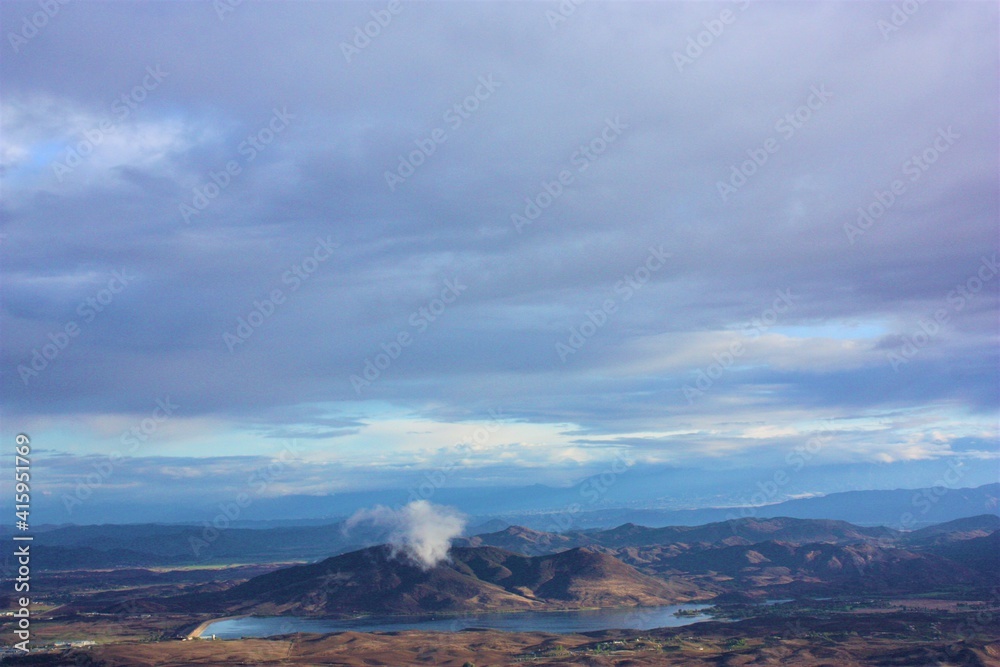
[203, 603, 715, 638]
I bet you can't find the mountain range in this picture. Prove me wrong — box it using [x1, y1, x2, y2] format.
[17, 483, 998, 571]
[182, 515, 997, 617]
[48, 513, 998, 619]
[184, 545, 705, 616]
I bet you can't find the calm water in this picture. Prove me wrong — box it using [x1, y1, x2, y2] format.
[201, 603, 714, 638]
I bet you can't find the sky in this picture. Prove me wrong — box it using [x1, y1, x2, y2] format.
[1, 1, 998, 524]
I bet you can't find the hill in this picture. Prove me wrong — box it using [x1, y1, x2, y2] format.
[901, 514, 1000, 546]
[655, 540, 991, 595]
[458, 517, 899, 556]
[195, 544, 705, 616]
[458, 517, 999, 601]
[23, 505, 1000, 578]
[459, 524, 579, 554]
[923, 531, 1000, 578]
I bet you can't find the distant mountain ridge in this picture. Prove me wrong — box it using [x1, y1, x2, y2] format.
[19, 484, 997, 571]
[46, 513, 1000, 617]
[459, 515, 999, 596]
[497, 483, 1000, 530]
[460, 517, 899, 554]
[10, 479, 996, 527]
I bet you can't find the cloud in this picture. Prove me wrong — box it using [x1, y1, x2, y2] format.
[346, 500, 466, 570]
[0, 2, 996, 517]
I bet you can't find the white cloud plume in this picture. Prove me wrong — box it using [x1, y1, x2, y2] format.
[345, 500, 466, 570]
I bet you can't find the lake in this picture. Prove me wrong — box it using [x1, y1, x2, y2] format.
[200, 603, 715, 638]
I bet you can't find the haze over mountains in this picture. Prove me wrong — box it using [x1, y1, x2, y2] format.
[15, 461, 998, 525]
[13, 487, 997, 642]
[503, 482, 1000, 531]
[16, 483, 997, 573]
[15, 482, 998, 625]
[45, 512, 998, 620]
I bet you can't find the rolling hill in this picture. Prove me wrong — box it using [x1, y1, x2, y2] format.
[655, 539, 992, 594]
[922, 531, 1000, 578]
[192, 544, 707, 616]
[901, 514, 1000, 546]
[459, 517, 899, 555]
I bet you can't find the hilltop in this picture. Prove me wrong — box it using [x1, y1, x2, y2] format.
[190, 544, 706, 616]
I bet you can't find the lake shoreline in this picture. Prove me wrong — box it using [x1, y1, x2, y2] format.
[187, 615, 249, 639]
[199, 603, 716, 639]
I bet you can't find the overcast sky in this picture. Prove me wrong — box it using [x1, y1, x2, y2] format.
[2, 1, 997, 522]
